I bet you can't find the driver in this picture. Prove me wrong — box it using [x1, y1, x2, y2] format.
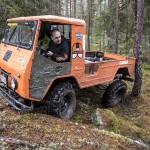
[46, 29, 69, 62]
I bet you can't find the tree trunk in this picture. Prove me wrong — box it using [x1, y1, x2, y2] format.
[131, 0, 144, 97]
[65, 0, 69, 17]
[49, 0, 54, 15]
[115, 0, 119, 54]
[126, 0, 129, 55]
[80, 0, 83, 19]
[74, 0, 76, 18]
[58, 0, 61, 15]
[70, 0, 72, 17]
[149, 36, 150, 64]
[99, 1, 102, 51]
[87, 0, 91, 51]
[103, 32, 105, 52]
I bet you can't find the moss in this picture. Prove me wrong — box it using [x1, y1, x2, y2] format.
[72, 115, 81, 122]
[143, 63, 150, 70]
[96, 107, 150, 146]
[135, 115, 150, 131]
[117, 117, 150, 145]
[99, 109, 119, 133]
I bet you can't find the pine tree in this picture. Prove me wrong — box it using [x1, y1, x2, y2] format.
[115, 0, 119, 53]
[87, 0, 91, 51]
[70, 0, 72, 17]
[74, 0, 76, 17]
[131, 0, 145, 96]
[65, 0, 69, 17]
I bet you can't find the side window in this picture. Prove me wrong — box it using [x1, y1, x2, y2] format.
[38, 22, 71, 62]
[50, 25, 70, 39]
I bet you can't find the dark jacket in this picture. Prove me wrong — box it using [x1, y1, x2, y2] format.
[47, 40, 69, 61]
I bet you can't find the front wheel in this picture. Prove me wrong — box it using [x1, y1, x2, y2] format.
[102, 80, 127, 107]
[45, 82, 76, 120]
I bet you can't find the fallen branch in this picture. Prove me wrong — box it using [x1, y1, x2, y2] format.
[0, 137, 36, 148]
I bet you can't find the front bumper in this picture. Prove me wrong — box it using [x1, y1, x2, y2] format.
[0, 84, 33, 111]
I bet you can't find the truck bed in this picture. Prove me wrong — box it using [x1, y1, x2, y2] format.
[77, 51, 136, 88]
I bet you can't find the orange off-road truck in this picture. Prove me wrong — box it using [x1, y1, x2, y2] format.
[0, 15, 135, 120]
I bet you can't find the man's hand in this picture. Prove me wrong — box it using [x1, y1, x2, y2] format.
[47, 51, 53, 56]
[56, 53, 68, 61]
[56, 57, 67, 61]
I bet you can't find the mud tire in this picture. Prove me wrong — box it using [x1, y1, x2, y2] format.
[102, 80, 127, 107]
[45, 82, 76, 120]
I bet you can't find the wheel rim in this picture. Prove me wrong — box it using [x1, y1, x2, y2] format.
[112, 88, 126, 105]
[59, 91, 74, 119]
[60, 95, 70, 113]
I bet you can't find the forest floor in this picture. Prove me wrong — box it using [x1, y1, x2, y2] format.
[0, 64, 150, 149]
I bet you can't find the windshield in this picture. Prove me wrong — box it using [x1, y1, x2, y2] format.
[2, 21, 37, 50]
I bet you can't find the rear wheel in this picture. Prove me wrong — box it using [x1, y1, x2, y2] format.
[102, 80, 127, 107]
[45, 82, 76, 120]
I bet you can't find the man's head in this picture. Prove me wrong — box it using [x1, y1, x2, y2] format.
[51, 30, 61, 45]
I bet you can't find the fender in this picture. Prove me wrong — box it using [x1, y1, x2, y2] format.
[43, 75, 80, 100]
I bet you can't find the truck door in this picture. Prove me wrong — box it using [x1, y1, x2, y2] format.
[71, 25, 86, 82]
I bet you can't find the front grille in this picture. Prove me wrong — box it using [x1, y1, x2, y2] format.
[3, 50, 12, 62]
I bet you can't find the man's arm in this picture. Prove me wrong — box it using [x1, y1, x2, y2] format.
[47, 51, 68, 61]
[47, 41, 69, 61]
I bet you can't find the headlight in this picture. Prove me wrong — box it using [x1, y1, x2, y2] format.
[11, 77, 18, 90]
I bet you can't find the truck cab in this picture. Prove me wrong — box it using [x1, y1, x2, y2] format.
[0, 15, 135, 119]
